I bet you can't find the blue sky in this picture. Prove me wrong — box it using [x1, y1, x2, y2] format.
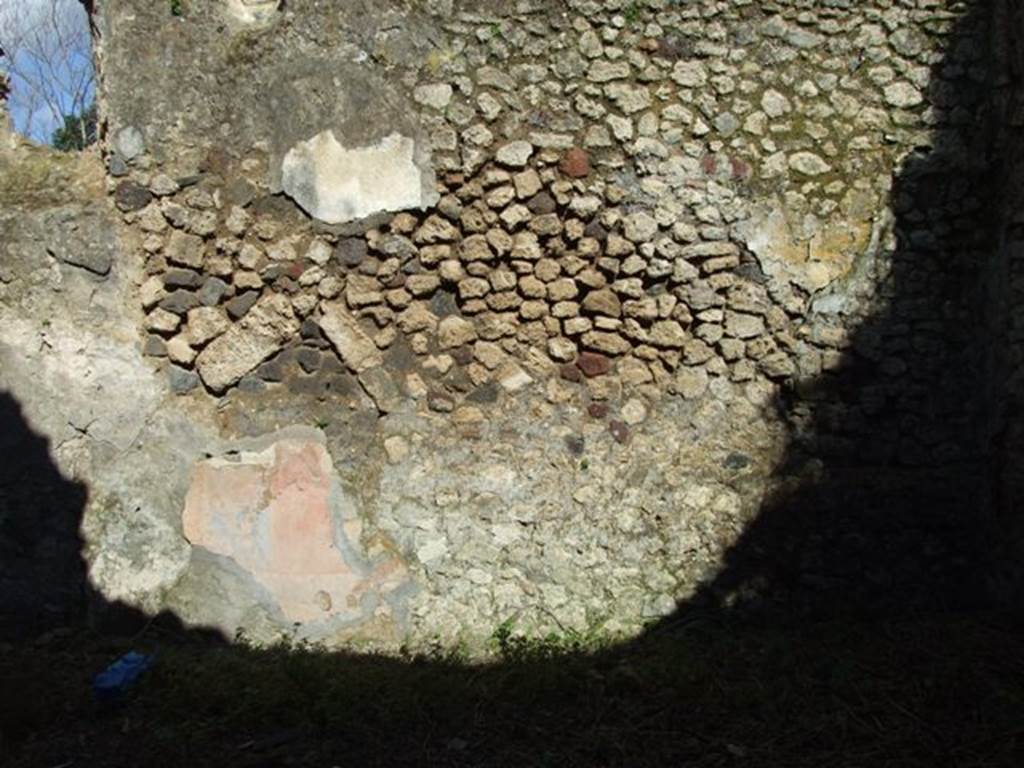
[0, 0, 94, 143]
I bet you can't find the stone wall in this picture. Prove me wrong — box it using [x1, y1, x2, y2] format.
[0, 0, 1013, 648]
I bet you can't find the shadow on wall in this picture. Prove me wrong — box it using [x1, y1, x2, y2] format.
[2, 1, 1023, 765]
[0, 392, 88, 638]
[0, 392, 216, 643]
[679, 0, 1011, 622]
[679, 1, 999, 618]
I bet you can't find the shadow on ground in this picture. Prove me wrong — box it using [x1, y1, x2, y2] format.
[2, 2, 1023, 766]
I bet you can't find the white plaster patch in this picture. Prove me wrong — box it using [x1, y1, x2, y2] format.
[224, 0, 281, 25]
[281, 130, 438, 224]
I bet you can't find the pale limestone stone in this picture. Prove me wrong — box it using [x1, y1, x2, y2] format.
[147, 308, 181, 334]
[497, 361, 532, 392]
[760, 89, 791, 117]
[673, 366, 709, 399]
[671, 60, 707, 87]
[583, 288, 622, 317]
[788, 151, 831, 176]
[623, 211, 658, 243]
[165, 230, 204, 269]
[414, 83, 454, 110]
[884, 81, 923, 109]
[384, 435, 410, 464]
[621, 398, 647, 425]
[582, 330, 631, 355]
[588, 60, 630, 82]
[166, 335, 196, 365]
[648, 320, 686, 348]
[318, 300, 384, 372]
[513, 168, 543, 199]
[605, 83, 651, 114]
[306, 239, 333, 265]
[195, 294, 299, 392]
[495, 140, 534, 167]
[725, 311, 766, 339]
[224, 0, 281, 25]
[607, 114, 634, 142]
[438, 315, 478, 348]
[186, 307, 231, 346]
[140, 276, 166, 309]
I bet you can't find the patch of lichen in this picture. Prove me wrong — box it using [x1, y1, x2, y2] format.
[225, 28, 274, 69]
[0, 146, 104, 210]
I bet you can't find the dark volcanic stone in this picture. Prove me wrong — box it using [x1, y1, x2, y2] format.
[108, 155, 129, 177]
[288, 372, 330, 397]
[198, 277, 231, 306]
[584, 219, 607, 241]
[273, 275, 299, 294]
[168, 366, 200, 394]
[296, 347, 322, 374]
[300, 318, 326, 342]
[336, 237, 368, 268]
[587, 402, 609, 419]
[466, 381, 500, 404]
[222, 177, 256, 208]
[159, 290, 200, 315]
[56, 247, 113, 277]
[724, 452, 752, 470]
[565, 435, 585, 456]
[237, 375, 266, 393]
[261, 264, 287, 282]
[163, 269, 204, 289]
[527, 192, 557, 215]
[225, 290, 259, 319]
[430, 289, 459, 318]
[143, 335, 167, 357]
[444, 367, 473, 393]
[450, 346, 474, 366]
[257, 349, 293, 383]
[321, 355, 346, 374]
[257, 360, 285, 383]
[114, 181, 153, 212]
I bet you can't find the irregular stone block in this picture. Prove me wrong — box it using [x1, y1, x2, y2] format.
[318, 300, 383, 373]
[359, 366, 404, 413]
[195, 294, 299, 392]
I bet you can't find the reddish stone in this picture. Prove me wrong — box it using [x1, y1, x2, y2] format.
[588, 402, 609, 419]
[609, 419, 630, 444]
[559, 147, 591, 178]
[576, 351, 611, 378]
[701, 154, 718, 176]
[560, 363, 583, 383]
[730, 156, 752, 181]
[286, 261, 306, 279]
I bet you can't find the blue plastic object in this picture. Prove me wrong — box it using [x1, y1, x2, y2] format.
[93, 651, 155, 703]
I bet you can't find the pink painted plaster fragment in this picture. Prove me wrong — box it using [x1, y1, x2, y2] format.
[183, 437, 406, 623]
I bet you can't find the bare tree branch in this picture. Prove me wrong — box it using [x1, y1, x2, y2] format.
[0, 0, 94, 144]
